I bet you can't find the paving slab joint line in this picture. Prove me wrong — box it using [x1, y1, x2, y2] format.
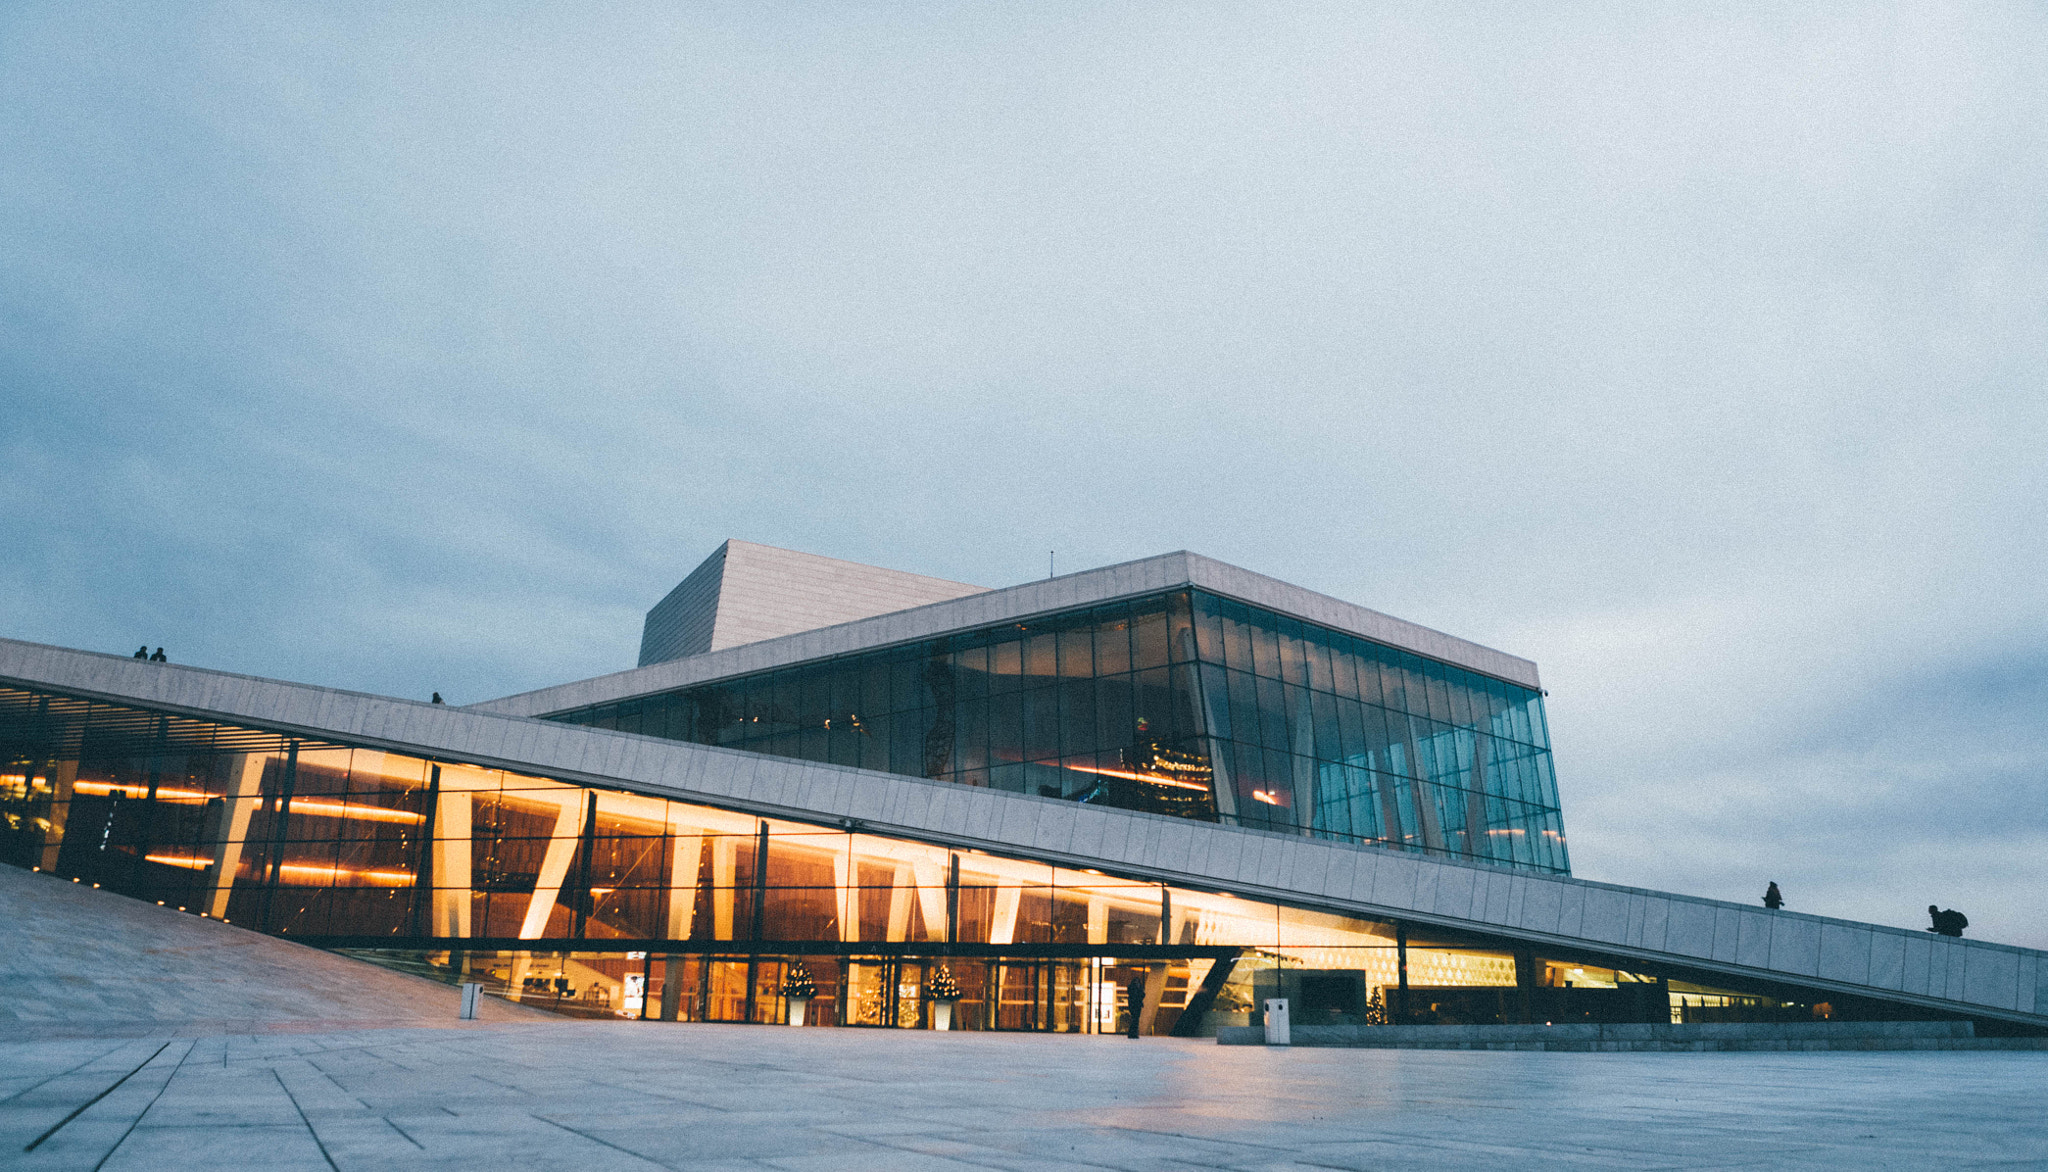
[21, 1040, 170, 1152]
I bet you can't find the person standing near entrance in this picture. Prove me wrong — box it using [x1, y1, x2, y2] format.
[1126, 977, 1145, 1039]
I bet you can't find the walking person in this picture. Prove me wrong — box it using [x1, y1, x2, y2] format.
[1762, 882, 1784, 910]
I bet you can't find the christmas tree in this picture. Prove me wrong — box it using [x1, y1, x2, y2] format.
[780, 961, 816, 1000]
[927, 965, 960, 1001]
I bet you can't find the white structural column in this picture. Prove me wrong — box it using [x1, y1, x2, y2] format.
[518, 790, 588, 940]
[666, 824, 702, 939]
[990, 884, 1022, 946]
[911, 860, 947, 941]
[431, 787, 473, 937]
[833, 839, 859, 942]
[206, 754, 268, 918]
[886, 862, 914, 942]
[712, 835, 737, 940]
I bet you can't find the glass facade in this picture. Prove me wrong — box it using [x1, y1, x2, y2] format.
[552, 589, 1569, 873]
[0, 684, 1839, 1031]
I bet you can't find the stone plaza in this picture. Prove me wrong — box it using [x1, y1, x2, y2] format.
[7, 1021, 2048, 1170]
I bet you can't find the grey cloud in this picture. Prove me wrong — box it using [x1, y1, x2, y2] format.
[3, 3, 2045, 942]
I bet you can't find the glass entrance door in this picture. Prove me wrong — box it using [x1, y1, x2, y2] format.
[992, 961, 1096, 1032]
[846, 959, 926, 1027]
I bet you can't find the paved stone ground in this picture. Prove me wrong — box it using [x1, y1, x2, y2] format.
[4, 1022, 2047, 1171]
[6, 868, 2047, 1170]
[0, 866, 544, 1037]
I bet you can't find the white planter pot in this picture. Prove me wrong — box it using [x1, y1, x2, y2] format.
[787, 996, 809, 1026]
[932, 1000, 955, 1031]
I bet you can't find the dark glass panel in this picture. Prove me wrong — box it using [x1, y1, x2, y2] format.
[1057, 625, 1093, 679]
[891, 656, 925, 712]
[1129, 605, 1168, 672]
[1248, 615, 1280, 679]
[1095, 605, 1133, 676]
[1253, 676, 1288, 751]
[1191, 592, 1225, 666]
[1310, 690, 1341, 762]
[1167, 592, 1197, 664]
[1023, 631, 1057, 682]
[1306, 637, 1334, 695]
[1277, 618, 1307, 686]
[988, 640, 1023, 694]
[1219, 598, 1251, 673]
[1057, 679, 1097, 757]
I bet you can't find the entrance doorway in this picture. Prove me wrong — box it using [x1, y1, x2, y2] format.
[991, 960, 1093, 1032]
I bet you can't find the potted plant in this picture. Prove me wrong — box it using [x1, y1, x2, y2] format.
[927, 965, 960, 1031]
[780, 962, 816, 1026]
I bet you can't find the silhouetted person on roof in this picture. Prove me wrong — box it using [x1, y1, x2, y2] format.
[432, 693, 444, 704]
[1762, 882, 1784, 910]
[134, 646, 148, 659]
[1928, 906, 1967, 937]
[148, 647, 166, 662]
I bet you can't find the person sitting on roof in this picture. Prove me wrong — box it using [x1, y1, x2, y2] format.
[1927, 905, 1968, 937]
[148, 647, 166, 662]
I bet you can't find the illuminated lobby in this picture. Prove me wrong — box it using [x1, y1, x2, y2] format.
[2, 542, 2043, 1035]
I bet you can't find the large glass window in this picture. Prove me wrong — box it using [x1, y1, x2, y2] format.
[547, 589, 1568, 872]
[3, 686, 1850, 1033]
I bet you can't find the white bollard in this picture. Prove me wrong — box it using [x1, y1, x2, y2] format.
[459, 982, 482, 1021]
[787, 996, 810, 1026]
[1263, 997, 1290, 1046]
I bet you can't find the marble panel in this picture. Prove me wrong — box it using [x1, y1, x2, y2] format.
[1032, 805, 1077, 855]
[1409, 864, 1441, 922]
[1291, 843, 1333, 897]
[1709, 907, 1742, 964]
[1479, 870, 1511, 925]
[1765, 915, 1820, 977]
[1868, 931, 1906, 991]
[1431, 864, 1477, 922]
[1963, 947, 2019, 1010]
[1637, 895, 1671, 953]
[1735, 912, 1772, 969]
[996, 800, 1042, 848]
[1577, 887, 1628, 946]
[1518, 879, 1561, 935]
[1186, 827, 1239, 880]
[1373, 854, 1421, 915]
[1816, 924, 1871, 987]
[1553, 884, 1586, 939]
[1066, 807, 1106, 860]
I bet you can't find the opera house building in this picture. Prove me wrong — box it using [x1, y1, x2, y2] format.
[3, 542, 2043, 1035]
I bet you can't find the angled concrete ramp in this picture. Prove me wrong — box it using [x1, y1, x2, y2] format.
[0, 865, 547, 1039]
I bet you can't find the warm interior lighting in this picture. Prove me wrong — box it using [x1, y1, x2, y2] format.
[277, 862, 415, 886]
[73, 781, 215, 803]
[144, 854, 212, 870]
[1060, 762, 1211, 792]
[274, 798, 424, 825]
[1487, 829, 1525, 835]
[1251, 790, 1282, 805]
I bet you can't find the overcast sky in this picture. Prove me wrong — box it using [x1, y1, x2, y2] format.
[4, 4, 2045, 946]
